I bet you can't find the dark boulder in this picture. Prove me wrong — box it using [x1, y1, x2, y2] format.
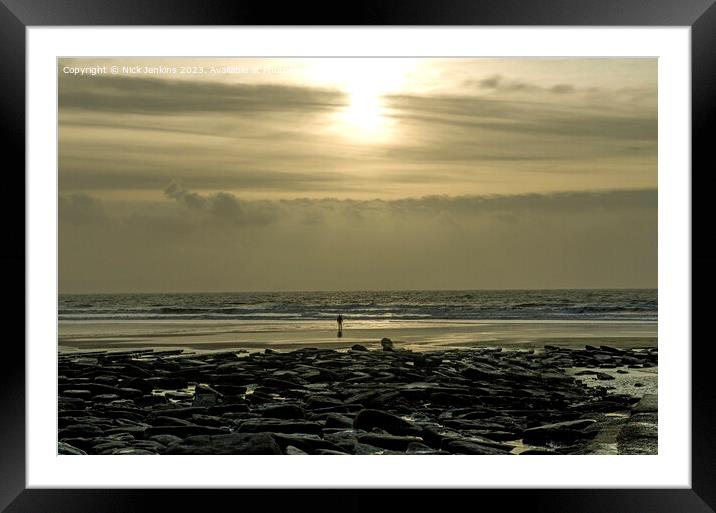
[353, 409, 420, 436]
[595, 372, 616, 381]
[192, 384, 223, 407]
[256, 404, 306, 420]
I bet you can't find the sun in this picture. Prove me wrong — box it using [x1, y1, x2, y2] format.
[343, 85, 385, 134]
[307, 58, 418, 142]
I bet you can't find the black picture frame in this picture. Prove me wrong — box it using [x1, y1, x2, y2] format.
[3, 1, 714, 511]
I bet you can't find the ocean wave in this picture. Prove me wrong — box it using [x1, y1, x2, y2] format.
[58, 289, 658, 322]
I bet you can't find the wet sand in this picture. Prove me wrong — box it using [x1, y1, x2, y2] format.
[59, 319, 657, 353]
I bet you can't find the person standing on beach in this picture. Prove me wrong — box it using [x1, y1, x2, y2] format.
[337, 314, 344, 337]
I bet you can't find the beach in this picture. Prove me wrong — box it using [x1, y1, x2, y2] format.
[58, 319, 657, 456]
[57, 290, 657, 456]
[58, 318, 656, 352]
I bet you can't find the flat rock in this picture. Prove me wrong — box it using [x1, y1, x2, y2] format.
[261, 378, 303, 390]
[406, 442, 443, 454]
[305, 395, 344, 410]
[148, 434, 183, 446]
[523, 419, 598, 444]
[165, 433, 281, 455]
[314, 449, 350, 455]
[353, 443, 402, 455]
[256, 404, 306, 420]
[236, 419, 323, 436]
[62, 390, 93, 400]
[104, 426, 148, 437]
[58, 343, 656, 456]
[632, 394, 658, 413]
[353, 409, 420, 436]
[59, 424, 104, 439]
[150, 416, 195, 427]
[595, 373, 616, 381]
[58, 441, 87, 455]
[271, 433, 344, 454]
[324, 413, 354, 429]
[144, 425, 229, 438]
[134, 395, 169, 407]
[92, 394, 121, 403]
[357, 433, 423, 451]
[110, 448, 158, 455]
[442, 439, 511, 455]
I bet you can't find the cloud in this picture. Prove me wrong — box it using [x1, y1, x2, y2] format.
[466, 74, 578, 95]
[59, 74, 346, 114]
[59, 188, 657, 293]
[386, 93, 655, 141]
[551, 84, 576, 94]
[58, 194, 106, 225]
[465, 75, 605, 97]
[469, 74, 537, 93]
[158, 185, 657, 228]
[388, 189, 656, 215]
[59, 167, 348, 193]
[65, 187, 656, 229]
[164, 181, 209, 209]
[163, 181, 279, 226]
[380, 90, 657, 168]
[58, 69, 657, 199]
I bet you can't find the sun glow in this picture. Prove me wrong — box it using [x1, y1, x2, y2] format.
[308, 58, 418, 142]
[343, 86, 385, 134]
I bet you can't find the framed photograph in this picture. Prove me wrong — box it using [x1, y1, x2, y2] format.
[4, 0, 714, 511]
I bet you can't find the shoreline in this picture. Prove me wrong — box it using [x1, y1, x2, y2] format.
[58, 337, 658, 354]
[58, 319, 657, 353]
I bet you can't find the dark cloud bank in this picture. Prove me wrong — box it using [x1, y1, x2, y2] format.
[59, 74, 346, 114]
[59, 188, 657, 293]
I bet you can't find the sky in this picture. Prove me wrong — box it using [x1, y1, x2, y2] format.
[58, 57, 657, 293]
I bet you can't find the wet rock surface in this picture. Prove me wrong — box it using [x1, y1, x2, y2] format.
[57, 345, 657, 455]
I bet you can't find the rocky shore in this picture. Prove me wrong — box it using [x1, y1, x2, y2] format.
[58, 342, 658, 455]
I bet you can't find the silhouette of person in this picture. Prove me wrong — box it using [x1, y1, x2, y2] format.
[337, 314, 344, 337]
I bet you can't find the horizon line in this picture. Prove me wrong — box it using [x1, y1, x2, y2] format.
[59, 286, 658, 296]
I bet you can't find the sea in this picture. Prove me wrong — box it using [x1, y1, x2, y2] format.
[59, 289, 657, 322]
